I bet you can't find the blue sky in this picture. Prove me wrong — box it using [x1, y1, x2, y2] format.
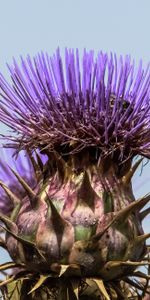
[0, 0, 150, 263]
[0, 0, 149, 67]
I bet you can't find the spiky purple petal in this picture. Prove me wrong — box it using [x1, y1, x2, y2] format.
[0, 49, 150, 160]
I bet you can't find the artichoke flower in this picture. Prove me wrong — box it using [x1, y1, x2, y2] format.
[0, 49, 150, 299]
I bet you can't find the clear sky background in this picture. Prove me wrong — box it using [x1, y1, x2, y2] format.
[0, 0, 150, 265]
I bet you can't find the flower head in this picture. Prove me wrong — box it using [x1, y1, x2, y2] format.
[0, 49, 150, 299]
[0, 49, 150, 162]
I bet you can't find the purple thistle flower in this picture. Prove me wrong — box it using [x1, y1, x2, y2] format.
[0, 50, 150, 298]
[0, 49, 150, 161]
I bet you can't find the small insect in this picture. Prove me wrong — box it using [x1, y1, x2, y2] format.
[109, 94, 131, 111]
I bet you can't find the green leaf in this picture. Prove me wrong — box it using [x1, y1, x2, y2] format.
[10, 203, 21, 222]
[67, 283, 78, 300]
[70, 279, 79, 299]
[59, 265, 70, 277]
[109, 287, 118, 299]
[0, 262, 21, 271]
[1, 225, 46, 262]
[28, 274, 50, 295]
[57, 281, 68, 300]
[59, 264, 81, 278]
[93, 279, 110, 300]
[58, 280, 78, 300]
[6, 280, 23, 300]
[0, 276, 15, 288]
[103, 191, 114, 213]
[74, 225, 95, 241]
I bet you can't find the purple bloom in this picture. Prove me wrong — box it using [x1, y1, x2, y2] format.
[0, 50, 150, 298]
[0, 49, 149, 161]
